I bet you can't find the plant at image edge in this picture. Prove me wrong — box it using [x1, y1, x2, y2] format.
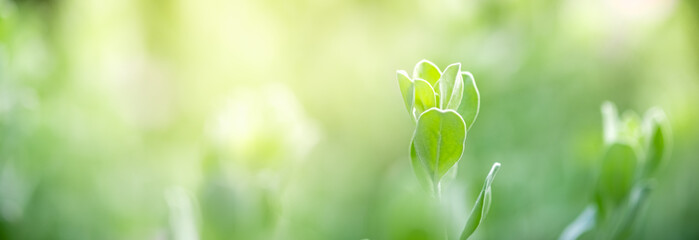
[397, 60, 501, 239]
[559, 102, 671, 240]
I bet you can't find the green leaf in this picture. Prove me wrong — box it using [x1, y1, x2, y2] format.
[413, 108, 467, 186]
[413, 59, 441, 86]
[434, 80, 441, 108]
[642, 109, 669, 178]
[644, 123, 665, 177]
[558, 205, 597, 240]
[442, 162, 459, 184]
[601, 102, 619, 145]
[460, 162, 501, 240]
[410, 139, 434, 194]
[613, 181, 653, 239]
[413, 79, 437, 119]
[438, 63, 462, 109]
[619, 111, 642, 147]
[596, 143, 638, 213]
[397, 70, 414, 116]
[456, 72, 480, 130]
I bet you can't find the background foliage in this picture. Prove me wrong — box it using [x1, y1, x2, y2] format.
[1, 0, 698, 239]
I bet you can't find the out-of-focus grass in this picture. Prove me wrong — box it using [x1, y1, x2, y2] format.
[1, 0, 698, 239]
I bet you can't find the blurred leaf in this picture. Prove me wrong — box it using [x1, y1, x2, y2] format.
[439, 63, 463, 110]
[413, 109, 466, 189]
[596, 143, 638, 212]
[397, 70, 415, 118]
[642, 109, 669, 178]
[613, 181, 654, 240]
[643, 123, 666, 177]
[413, 79, 437, 119]
[558, 205, 597, 240]
[410, 139, 434, 195]
[601, 102, 619, 145]
[165, 187, 199, 240]
[413, 59, 441, 86]
[619, 111, 643, 147]
[442, 162, 459, 185]
[456, 72, 480, 130]
[460, 162, 501, 240]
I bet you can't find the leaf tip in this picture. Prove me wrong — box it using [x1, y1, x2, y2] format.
[444, 62, 462, 72]
[396, 69, 410, 78]
[490, 162, 501, 175]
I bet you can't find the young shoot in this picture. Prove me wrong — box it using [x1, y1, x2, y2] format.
[397, 59, 501, 239]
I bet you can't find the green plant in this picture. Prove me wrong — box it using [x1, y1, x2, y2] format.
[397, 59, 501, 239]
[559, 102, 671, 240]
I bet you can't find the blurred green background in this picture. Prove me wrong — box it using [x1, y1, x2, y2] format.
[1, 0, 698, 239]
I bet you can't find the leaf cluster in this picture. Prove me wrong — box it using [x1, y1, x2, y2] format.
[397, 60, 481, 195]
[397, 60, 499, 239]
